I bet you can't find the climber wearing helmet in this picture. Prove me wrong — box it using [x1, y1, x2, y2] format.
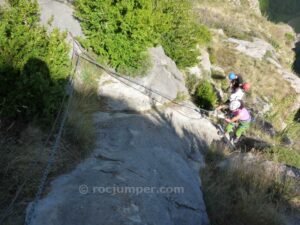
[228, 72, 243, 89]
[215, 83, 247, 111]
[224, 100, 251, 143]
[216, 86, 245, 111]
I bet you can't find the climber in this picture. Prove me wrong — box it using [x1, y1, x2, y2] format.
[228, 72, 243, 89]
[215, 83, 250, 111]
[224, 100, 251, 143]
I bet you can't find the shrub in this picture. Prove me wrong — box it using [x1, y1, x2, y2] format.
[194, 80, 217, 110]
[75, 0, 211, 75]
[285, 32, 295, 45]
[156, 0, 211, 68]
[75, 0, 156, 75]
[0, 0, 70, 123]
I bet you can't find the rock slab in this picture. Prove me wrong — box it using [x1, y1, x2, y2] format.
[26, 46, 219, 225]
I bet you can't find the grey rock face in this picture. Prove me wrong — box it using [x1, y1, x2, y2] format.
[187, 48, 212, 81]
[227, 38, 276, 60]
[98, 46, 188, 112]
[38, 0, 83, 37]
[26, 45, 219, 225]
[26, 107, 217, 225]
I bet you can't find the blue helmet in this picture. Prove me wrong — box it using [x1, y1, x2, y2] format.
[228, 73, 236, 80]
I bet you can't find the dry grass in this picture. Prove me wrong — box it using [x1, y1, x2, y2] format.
[63, 58, 103, 164]
[210, 40, 296, 121]
[214, 42, 292, 97]
[0, 58, 102, 225]
[201, 145, 300, 225]
[196, 0, 296, 67]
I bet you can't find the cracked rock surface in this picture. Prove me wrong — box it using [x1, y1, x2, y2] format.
[26, 46, 219, 225]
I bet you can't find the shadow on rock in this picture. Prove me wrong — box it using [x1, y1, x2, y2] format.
[237, 136, 272, 152]
[25, 91, 216, 225]
[292, 41, 300, 77]
[294, 108, 300, 122]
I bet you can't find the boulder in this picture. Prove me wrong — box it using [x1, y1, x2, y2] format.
[255, 118, 277, 137]
[237, 136, 273, 151]
[187, 66, 203, 80]
[211, 65, 225, 78]
[227, 38, 276, 60]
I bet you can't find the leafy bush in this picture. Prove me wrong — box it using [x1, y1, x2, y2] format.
[0, 0, 70, 123]
[75, 0, 211, 75]
[75, 0, 156, 75]
[194, 80, 217, 110]
[156, 0, 211, 68]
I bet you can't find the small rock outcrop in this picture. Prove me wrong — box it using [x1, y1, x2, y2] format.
[227, 37, 276, 60]
[98, 46, 188, 112]
[38, 0, 83, 37]
[188, 48, 212, 80]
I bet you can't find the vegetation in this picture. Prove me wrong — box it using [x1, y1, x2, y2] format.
[195, 0, 300, 172]
[0, 2, 98, 224]
[194, 80, 217, 110]
[75, 0, 211, 75]
[0, 0, 70, 123]
[266, 146, 300, 168]
[201, 146, 299, 225]
[0, 55, 99, 225]
[258, 0, 269, 16]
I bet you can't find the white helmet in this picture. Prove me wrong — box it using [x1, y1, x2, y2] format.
[229, 88, 244, 102]
[229, 100, 241, 111]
